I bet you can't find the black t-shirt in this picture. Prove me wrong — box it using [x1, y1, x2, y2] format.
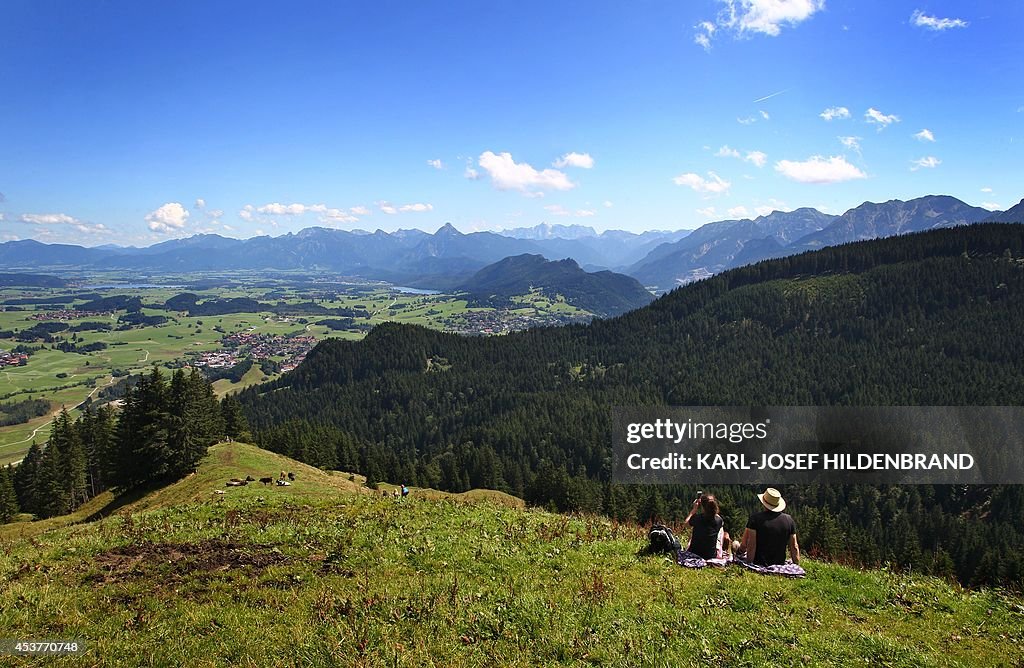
[746, 510, 796, 566]
[687, 513, 724, 559]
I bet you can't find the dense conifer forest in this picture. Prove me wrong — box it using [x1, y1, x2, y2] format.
[239, 225, 1024, 588]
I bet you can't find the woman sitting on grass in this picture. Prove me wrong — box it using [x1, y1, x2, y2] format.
[684, 493, 727, 560]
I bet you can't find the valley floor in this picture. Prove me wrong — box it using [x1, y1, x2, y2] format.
[1, 443, 1022, 667]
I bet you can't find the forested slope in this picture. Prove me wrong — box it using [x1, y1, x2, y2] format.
[240, 224, 1024, 587]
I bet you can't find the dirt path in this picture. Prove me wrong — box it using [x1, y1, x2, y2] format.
[5, 375, 117, 450]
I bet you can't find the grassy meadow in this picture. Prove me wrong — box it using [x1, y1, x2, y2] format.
[1, 442, 1022, 667]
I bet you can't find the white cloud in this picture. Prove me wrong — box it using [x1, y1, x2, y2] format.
[722, 0, 825, 36]
[575, 209, 596, 217]
[378, 201, 398, 215]
[755, 205, 775, 216]
[820, 106, 850, 121]
[672, 171, 731, 195]
[398, 203, 433, 213]
[477, 151, 575, 194]
[911, 156, 941, 170]
[911, 10, 968, 31]
[914, 128, 935, 142]
[350, 205, 371, 216]
[553, 152, 594, 169]
[774, 155, 867, 183]
[838, 136, 862, 151]
[20, 213, 79, 225]
[145, 202, 190, 234]
[242, 202, 361, 224]
[603, 200, 614, 208]
[716, 146, 766, 167]
[980, 187, 993, 193]
[257, 203, 310, 215]
[208, 209, 224, 219]
[745, 150, 767, 167]
[694, 21, 716, 51]
[728, 205, 751, 218]
[195, 198, 206, 209]
[427, 159, 444, 170]
[18, 212, 112, 236]
[464, 166, 480, 180]
[696, 206, 718, 218]
[760, 110, 770, 120]
[981, 202, 1002, 211]
[865, 107, 900, 128]
[737, 116, 758, 125]
[694, 0, 823, 49]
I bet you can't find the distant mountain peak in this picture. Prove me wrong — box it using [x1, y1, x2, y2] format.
[436, 222, 462, 236]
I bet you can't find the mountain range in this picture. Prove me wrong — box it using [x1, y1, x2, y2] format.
[1, 194, 1021, 292]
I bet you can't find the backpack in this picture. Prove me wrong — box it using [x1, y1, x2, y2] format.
[648, 524, 682, 553]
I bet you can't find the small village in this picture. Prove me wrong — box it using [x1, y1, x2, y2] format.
[442, 309, 591, 335]
[0, 349, 30, 368]
[191, 332, 318, 371]
[28, 310, 113, 321]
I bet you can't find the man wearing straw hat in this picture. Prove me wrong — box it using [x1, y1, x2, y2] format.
[739, 487, 801, 567]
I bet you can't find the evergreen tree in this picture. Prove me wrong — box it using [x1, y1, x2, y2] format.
[13, 441, 43, 517]
[0, 466, 19, 523]
[220, 394, 249, 440]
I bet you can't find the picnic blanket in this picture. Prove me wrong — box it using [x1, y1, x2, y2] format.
[675, 550, 806, 578]
[675, 550, 731, 569]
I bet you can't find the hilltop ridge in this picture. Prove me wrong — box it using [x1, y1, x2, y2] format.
[0, 441, 1022, 666]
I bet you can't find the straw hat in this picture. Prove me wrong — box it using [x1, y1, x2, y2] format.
[758, 487, 786, 512]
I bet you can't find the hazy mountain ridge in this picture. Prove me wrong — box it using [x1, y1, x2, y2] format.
[630, 196, 1009, 290]
[0, 195, 1017, 291]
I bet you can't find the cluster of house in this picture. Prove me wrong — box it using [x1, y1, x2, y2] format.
[0, 349, 29, 367]
[192, 333, 319, 372]
[442, 310, 590, 335]
[28, 310, 111, 321]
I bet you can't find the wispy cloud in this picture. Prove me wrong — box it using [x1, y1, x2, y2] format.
[715, 145, 767, 167]
[820, 106, 850, 121]
[914, 128, 935, 142]
[672, 171, 731, 195]
[911, 156, 941, 170]
[911, 10, 968, 31]
[838, 136, 862, 152]
[775, 155, 867, 183]
[427, 159, 444, 170]
[865, 107, 900, 128]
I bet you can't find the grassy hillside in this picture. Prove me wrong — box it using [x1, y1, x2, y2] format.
[2, 443, 1023, 667]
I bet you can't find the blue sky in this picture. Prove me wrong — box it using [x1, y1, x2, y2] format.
[1, 0, 1022, 245]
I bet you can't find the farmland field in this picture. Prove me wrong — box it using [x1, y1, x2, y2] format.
[0, 272, 590, 463]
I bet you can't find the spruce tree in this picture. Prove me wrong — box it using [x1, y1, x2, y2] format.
[220, 394, 249, 440]
[13, 441, 43, 517]
[0, 466, 19, 523]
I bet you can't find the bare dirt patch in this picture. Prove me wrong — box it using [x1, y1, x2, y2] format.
[84, 539, 289, 585]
